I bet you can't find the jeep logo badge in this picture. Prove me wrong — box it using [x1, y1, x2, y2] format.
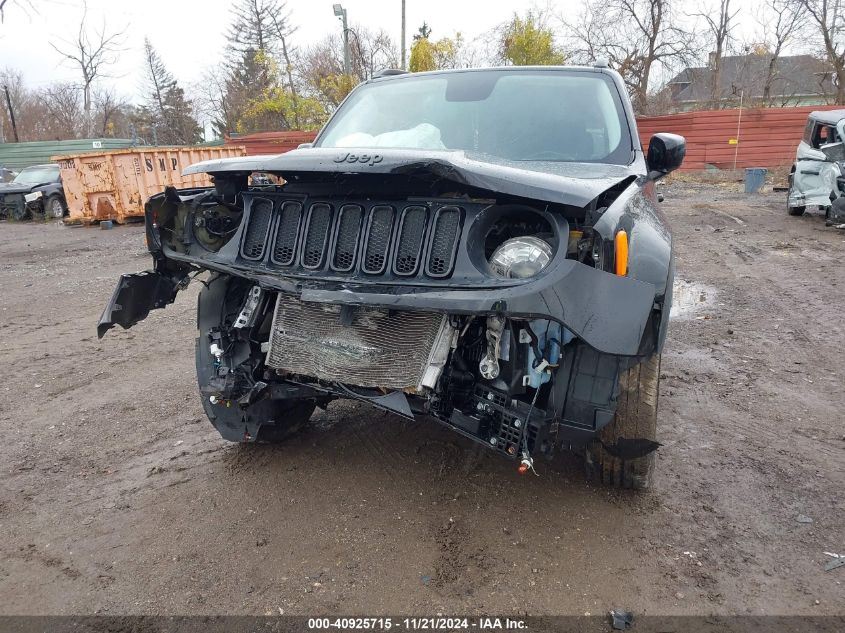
[334, 152, 383, 166]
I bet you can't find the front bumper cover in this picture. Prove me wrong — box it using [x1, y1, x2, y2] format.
[97, 257, 657, 357]
[97, 271, 187, 338]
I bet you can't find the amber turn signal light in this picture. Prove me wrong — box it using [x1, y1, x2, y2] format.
[614, 230, 629, 276]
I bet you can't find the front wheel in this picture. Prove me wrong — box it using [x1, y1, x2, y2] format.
[196, 273, 315, 443]
[787, 203, 806, 217]
[585, 353, 661, 490]
[787, 178, 805, 216]
[46, 195, 66, 219]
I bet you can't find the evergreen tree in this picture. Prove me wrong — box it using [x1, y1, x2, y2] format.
[142, 37, 202, 144]
[216, 0, 294, 134]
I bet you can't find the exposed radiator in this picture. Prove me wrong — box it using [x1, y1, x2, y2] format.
[265, 294, 454, 391]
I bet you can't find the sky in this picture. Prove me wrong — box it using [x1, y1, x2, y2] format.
[0, 0, 802, 104]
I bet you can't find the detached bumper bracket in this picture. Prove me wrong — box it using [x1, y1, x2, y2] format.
[97, 271, 185, 338]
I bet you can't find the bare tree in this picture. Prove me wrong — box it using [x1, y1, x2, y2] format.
[0, 67, 28, 142]
[194, 68, 236, 139]
[752, 0, 806, 105]
[790, 0, 845, 103]
[268, 12, 302, 127]
[226, 0, 290, 62]
[565, 0, 698, 113]
[694, 0, 740, 107]
[93, 87, 127, 137]
[0, 68, 133, 141]
[41, 82, 84, 139]
[350, 28, 400, 79]
[299, 27, 399, 107]
[0, 0, 36, 23]
[50, 1, 126, 137]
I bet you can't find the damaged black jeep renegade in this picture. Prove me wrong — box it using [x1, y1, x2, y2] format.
[98, 66, 684, 489]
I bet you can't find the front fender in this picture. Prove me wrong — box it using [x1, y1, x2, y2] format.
[792, 159, 841, 207]
[593, 179, 673, 350]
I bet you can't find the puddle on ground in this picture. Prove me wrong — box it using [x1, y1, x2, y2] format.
[671, 279, 717, 319]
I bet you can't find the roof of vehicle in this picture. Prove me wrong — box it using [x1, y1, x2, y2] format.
[366, 65, 610, 84]
[21, 164, 59, 169]
[809, 109, 845, 125]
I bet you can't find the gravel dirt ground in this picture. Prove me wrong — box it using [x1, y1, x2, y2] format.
[0, 183, 843, 617]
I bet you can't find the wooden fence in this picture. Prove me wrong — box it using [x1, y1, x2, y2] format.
[225, 131, 317, 156]
[636, 105, 844, 171]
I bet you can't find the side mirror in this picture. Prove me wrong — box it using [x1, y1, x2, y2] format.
[647, 133, 686, 180]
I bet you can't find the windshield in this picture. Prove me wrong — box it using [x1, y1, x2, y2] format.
[14, 166, 60, 185]
[317, 70, 633, 164]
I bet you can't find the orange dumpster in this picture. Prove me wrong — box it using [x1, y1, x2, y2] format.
[52, 146, 246, 224]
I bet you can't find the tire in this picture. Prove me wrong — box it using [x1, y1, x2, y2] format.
[585, 353, 661, 490]
[787, 178, 805, 216]
[46, 195, 66, 219]
[196, 274, 315, 444]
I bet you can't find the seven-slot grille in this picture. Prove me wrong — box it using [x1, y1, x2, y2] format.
[240, 199, 462, 278]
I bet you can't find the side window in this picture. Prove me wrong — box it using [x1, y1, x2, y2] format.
[811, 124, 832, 149]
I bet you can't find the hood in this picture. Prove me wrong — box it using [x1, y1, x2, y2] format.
[183, 147, 642, 208]
[0, 183, 35, 195]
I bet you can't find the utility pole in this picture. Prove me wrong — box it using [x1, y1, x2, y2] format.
[733, 89, 743, 171]
[333, 4, 350, 76]
[401, 0, 406, 70]
[3, 85, 19, 143]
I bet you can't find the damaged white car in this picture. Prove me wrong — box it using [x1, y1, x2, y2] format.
[787, 109, 845, 224]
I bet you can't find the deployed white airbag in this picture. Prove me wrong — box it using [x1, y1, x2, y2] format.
[335, 123, 446, 150]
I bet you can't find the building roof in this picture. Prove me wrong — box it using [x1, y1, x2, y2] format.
[668, 54, 835, 103]
[0, 138, 138, 170]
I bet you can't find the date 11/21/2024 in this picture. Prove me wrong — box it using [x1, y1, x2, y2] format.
[307, 617, 528, 630]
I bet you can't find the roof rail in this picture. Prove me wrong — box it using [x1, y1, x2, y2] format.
[372, 68, 409, 79]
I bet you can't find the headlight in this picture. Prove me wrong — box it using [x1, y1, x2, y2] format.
[24, 191, 43, 203]
[489, 236, 553, 279]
